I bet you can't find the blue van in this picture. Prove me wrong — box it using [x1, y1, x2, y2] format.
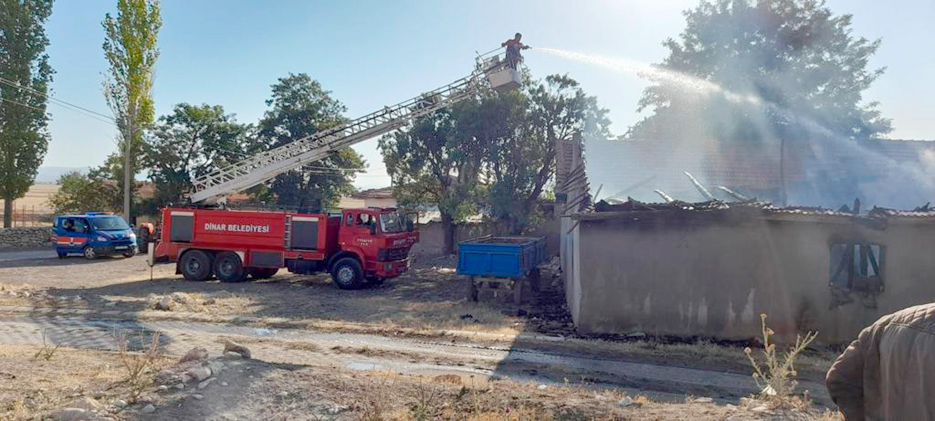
[52, 212, 138, 259]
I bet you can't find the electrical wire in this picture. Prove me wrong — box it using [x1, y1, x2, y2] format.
[0, 76, 117, 126]
[0, 96, 46, 113]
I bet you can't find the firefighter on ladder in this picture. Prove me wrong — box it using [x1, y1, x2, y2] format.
[502, 32, 530, 69]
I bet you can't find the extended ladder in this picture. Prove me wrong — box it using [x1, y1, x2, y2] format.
[189, 60, 506, 203]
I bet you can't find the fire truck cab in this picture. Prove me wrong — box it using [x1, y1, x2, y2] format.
[152, 206, 418, 289]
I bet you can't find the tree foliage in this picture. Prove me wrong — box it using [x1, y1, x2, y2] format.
[627, 0, 891, 143]
[380, 98, 486, 253]
[102, 0, 161, 218]
[143, 103, 249, 208]
[382, 74, 609, 250]
[255, 73, 364, 209]
[486, 75, 610, 232]
[48, 171, 117, 215]
[0, 0, 54, 227]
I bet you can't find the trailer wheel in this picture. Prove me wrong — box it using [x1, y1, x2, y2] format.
[180, 250, 212, 281]
[331, 257, 364, 290]
[250, 268, 278, 279]
[215, 252, 248, 283]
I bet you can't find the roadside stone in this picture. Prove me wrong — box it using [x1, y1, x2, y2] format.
[155, 296, 174, 311]
[198, 378, 217, 389]
[92, 392, 105, 399]
[53, 408, 100, 421]
[186, 366, 212, 382]
[141, 404, 155, 414]
[220, 381, 229, 387]
[222, 339, 251, 359]
[174, 383, 185, 390]
[192, 394, 204, 400]
[76, 397, 103, 411]
[617, 396, 640, 408]
[178, 347, 209, 364]
[537, 384, 548, 390]
[750, 405, 770, 414]
[157, 385, 169, 392]
[694, 397, 713, 403]
[114, 400, 127, 408]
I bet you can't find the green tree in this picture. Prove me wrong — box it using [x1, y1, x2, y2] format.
[0, 0, 54, 228]
[380, 98, 486, 254]
[102, 0, 161, 221]
[485, 75, 610, 233]
[143, 103, 249, 208]
[628, 0, 890, 145]
[48, 171, 117, 215]
[256, 73, 364, 209]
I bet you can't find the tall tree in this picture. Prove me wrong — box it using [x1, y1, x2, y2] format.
[0, 0, 54, 228]
[630, 0, 889, 143]
[256, 73, 364, 209]
[485, 75, 610, 233]
[143, 103, 249, 208]
[380, 98, 486, 254]
[48, 171, 117, 215]
[102, 0, 161, 222]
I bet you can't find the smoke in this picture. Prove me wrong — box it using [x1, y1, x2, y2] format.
[537, 47, 935, 210]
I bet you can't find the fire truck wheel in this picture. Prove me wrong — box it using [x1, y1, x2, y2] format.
[215, 252, 248, 283]
[250, 268, 278, 279]
[331, 257, 364, 290]
[180, 250, 212, 281]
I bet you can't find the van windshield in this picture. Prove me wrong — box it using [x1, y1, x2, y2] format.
[90, 216, 130, 231]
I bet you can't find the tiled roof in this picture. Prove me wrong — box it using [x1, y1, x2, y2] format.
[352, 187, 394, 199]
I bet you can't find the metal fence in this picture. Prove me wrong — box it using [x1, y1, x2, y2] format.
[0, 205, 54, 227]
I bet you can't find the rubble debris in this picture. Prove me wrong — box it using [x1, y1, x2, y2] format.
[683, 171, 714, 200]
[223, 339, 252, 359]
[186, 366, 212, 382]
[654, 190, 673, 203]
[178, 347, 209, 364]
[716, 186, 749, 201]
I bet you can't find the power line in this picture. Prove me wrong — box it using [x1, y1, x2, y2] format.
[0, 76, 117, 126]
[0, 96, 46, 113]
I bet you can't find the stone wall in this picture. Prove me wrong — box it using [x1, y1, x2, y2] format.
[568, 210, 935, 344]
[0, 227, 53, 250]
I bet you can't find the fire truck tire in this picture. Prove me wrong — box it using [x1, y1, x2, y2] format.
[180, 250, 212, 282]
[331, 257, 364, 290]
[250, 268, 278, 279]
[215, 252, 248, 283]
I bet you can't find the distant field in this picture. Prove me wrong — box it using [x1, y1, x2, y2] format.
[0, 184, 59, 212]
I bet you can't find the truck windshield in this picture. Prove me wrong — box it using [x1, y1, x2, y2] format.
[380, 213, 405, 233]
[90, 216, 130, 231]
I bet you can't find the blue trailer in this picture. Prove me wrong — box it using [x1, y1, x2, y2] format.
[457, 235, 547, 304]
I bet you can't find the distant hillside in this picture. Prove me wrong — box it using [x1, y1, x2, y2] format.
[35, 166, 89, 183]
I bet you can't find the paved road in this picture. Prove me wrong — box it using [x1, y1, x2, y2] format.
[0, 248, 55, 262]
[0, 313, 831, 405]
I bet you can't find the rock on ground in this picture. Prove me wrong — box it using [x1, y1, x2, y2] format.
[222, 339, 251, 359]
[178, 347, 209, 364]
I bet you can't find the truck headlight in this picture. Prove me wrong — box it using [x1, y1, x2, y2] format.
[129, 233, 137, 241]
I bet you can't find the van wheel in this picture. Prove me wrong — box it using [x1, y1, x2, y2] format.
[215, 252, 248, 283]
[250, 268, 278, 279]
[180, 250, 212, 281]
[83, 246, 97, 260]
[331, 257, 364, 290]
[57, 251, 67, 259]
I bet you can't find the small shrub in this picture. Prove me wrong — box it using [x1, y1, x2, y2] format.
[408, 378, 441, 421]
[32, 329, 59, 361]
[744, 313, 817, 404]
[115, 330, 162, 401]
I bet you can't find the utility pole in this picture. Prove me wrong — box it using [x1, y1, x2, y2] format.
[123, 111, 133, 223]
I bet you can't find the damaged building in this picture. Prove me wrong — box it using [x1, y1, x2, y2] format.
[556, 137, 935, 344]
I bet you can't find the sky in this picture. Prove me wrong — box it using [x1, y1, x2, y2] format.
[39, 0, 935, 189]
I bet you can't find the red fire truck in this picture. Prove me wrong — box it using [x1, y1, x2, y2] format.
[148, 50, 520, 289]
[152, 207, 418, 289]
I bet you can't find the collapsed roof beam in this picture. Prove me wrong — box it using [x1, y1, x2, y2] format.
[683, 171, 714, 201]
[717, 186, 749, 202]
[654, 190, 673, 203]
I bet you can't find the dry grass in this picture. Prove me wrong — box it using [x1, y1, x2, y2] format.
[115, 330, 164, 401]
[0, 345, 127, 420]
[32, 329, 60, 361]
[145, 291, 256, 315]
